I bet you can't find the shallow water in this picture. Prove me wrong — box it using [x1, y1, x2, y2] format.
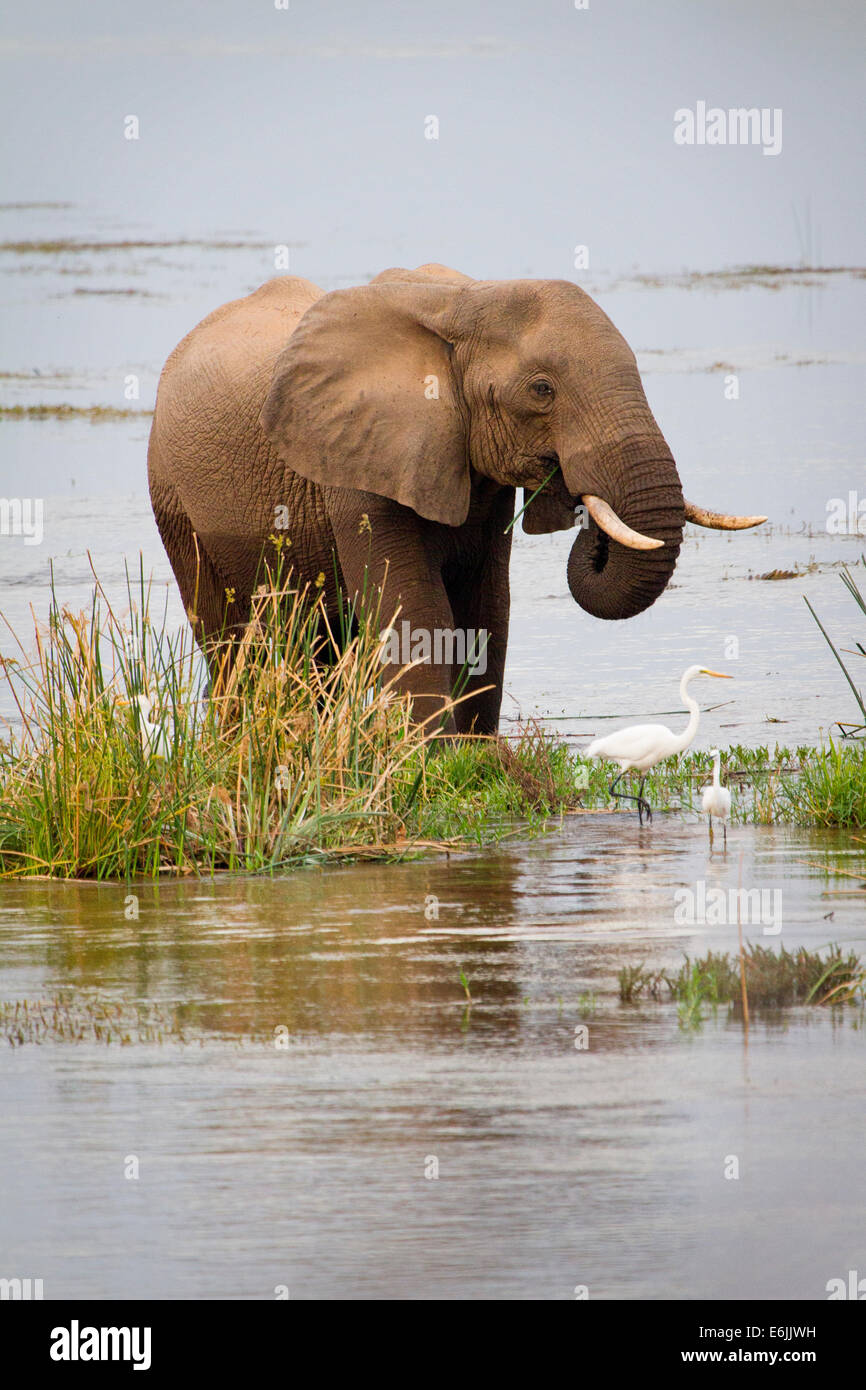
[1, 818, 863, 1299]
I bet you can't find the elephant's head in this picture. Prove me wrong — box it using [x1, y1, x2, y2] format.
[260, 265, 764, 621]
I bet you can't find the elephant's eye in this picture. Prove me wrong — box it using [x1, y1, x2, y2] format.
[530, 379, 554, 400]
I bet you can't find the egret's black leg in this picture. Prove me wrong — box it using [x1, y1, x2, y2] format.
[636, 775, 652, 824]
[609, 770, 646, 821]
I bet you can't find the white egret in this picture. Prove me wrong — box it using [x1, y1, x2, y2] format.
[701, 747, 731, 848]
[118, 694, 175, 759]
[585, 665, 732, 823]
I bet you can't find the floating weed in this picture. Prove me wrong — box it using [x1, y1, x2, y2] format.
[0, 238, 277, 255]
[0, 995, 185, 1046]
[0, 404, 153, 421]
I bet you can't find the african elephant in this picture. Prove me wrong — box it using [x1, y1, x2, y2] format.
[147, 263, 763, 733]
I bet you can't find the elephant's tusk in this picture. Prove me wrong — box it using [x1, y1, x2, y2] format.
[582, 495, 664, 550]
[684, 500, 767, 530]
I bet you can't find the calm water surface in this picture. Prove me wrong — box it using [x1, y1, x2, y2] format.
[1, 819, 863, 1300]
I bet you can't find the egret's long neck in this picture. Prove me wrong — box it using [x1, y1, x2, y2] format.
[713, 750, 722, 786]
[676, 673, 701, 753]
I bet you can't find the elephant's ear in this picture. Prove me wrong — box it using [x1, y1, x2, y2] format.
[259, 280, 470, 526]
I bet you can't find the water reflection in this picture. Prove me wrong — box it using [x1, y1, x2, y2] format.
[1, 820, 864, 1299]
[3, 818, 864, 1044]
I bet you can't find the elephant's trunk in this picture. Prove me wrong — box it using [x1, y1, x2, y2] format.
[565, 441, 685, 620]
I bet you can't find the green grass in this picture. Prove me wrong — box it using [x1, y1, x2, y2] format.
[0, 559, 864, 882]
[619, 944, 865, 1027]
[0, 559, 583, 880]
[791, 741, 866, 825]
[570, 742, 866, 827]
[407, 724, 581, 843]
[804, 553, 866, 739]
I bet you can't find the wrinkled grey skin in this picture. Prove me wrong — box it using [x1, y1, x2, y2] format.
[148, 263, 685, 733]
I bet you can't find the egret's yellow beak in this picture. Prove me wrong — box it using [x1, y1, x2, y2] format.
[701, 669, 733, 678]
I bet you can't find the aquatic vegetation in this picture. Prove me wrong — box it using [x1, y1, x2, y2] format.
[804, 554, 866, 738]
[0, 560, 431, 877]
[0, 238, 276, 254]
[0, 404, 152, 421]
[626, 265, 864, 293]
[0, 994, 185, 1046]
[617, 963, 668, 1003]
[0, 560, 576, 880]
[413, 721, 581, 844]
[1, 559, 864, 882]
[574, 742, 866, 828]
[618, 944, 864, 1023]
[787, 743, 866, 827]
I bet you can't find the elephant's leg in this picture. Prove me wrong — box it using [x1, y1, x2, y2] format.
[150, 481, 249, 684]
[327, 493, 460, 735]
[447, 583, 509, 735]
[447, 525, 512, 736]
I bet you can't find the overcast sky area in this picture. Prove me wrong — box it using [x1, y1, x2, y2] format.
[1, 0, 863, 279]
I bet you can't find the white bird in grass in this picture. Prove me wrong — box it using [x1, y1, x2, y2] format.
[119, 694, 175, 759]
[585, 665, 732, 824]
[701, 747, 731, 848]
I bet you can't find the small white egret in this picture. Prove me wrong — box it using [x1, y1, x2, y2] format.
[585, 665, 732, 823]
[701, 747, 731, 848]
[119, 695, 175, 759]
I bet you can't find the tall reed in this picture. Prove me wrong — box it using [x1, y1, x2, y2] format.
[0, 557, 457, 879]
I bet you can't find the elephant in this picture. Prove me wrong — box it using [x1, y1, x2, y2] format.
[147, 263, 764, 734]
